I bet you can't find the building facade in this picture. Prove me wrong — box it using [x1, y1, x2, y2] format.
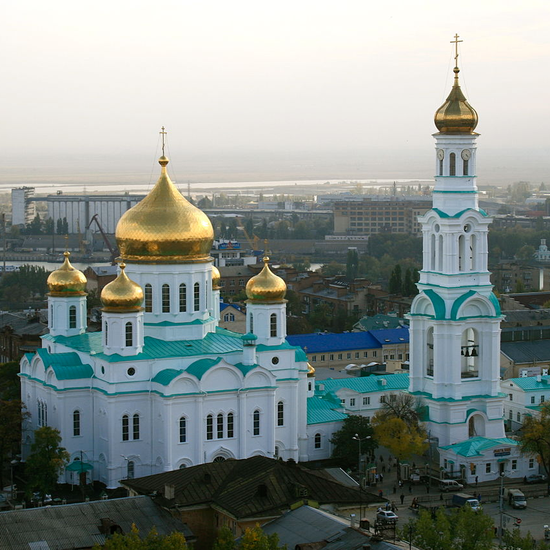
[20, 153, 310, 488]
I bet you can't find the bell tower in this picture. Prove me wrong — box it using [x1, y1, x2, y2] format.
[408, 36, 505, 446]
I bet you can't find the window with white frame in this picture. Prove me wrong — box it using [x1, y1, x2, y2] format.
[227, 412, 234, 438]
[73, 410, 81, 436]
[253, 410, 260, 436]
[179, 417, 187, 443]
[314, 433, 321, 449]
[486, 463, 491, 474]
[162, 284, 170, 313]
[277, 401, 284, 426]
[363, 397, 370, 405]
[133, 414, 140, 439]
[350, 398, 356, 407]
[122, 415, 129, 441]
[206, 415, 213, 440]
[511, 459, 517, 470]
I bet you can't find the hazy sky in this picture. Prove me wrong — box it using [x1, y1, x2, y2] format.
[2, 0, 549, 184]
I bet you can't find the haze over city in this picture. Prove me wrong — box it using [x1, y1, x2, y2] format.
[2, 0, 549, 188]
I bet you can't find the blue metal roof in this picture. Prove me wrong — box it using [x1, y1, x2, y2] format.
[286, 332, 381, 353]
[369, 327, 410, 346]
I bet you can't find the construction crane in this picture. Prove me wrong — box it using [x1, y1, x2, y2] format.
[236, 217, 260, 253]
[87, 214, 119, 264]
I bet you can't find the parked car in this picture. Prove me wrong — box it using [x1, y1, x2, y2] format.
[525, 474, 547, 484]
[377, 510, 399, 524]
[439, 479, 464, 492]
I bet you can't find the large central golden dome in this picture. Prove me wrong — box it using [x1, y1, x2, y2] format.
[434, 66, 478, 134]
[116, 156, 214, 263]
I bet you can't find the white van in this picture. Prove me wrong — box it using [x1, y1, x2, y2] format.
[439, 479, 464, 492]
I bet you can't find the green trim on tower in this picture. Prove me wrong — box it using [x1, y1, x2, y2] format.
[450, 290, 476, 320]
[424, 289, 446, 319]
[489, 293, 502, 315]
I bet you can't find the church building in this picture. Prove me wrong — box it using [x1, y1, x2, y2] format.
[20, 149, 312, 488]
[408, 38, 527, 482]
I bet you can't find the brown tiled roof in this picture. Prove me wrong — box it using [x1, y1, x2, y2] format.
[123, 456, 375, 520]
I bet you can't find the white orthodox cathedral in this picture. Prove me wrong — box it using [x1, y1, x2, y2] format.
[20, 43, 529, 488]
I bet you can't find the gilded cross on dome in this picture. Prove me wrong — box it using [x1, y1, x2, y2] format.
[451, 33, 463, 67]
[160, 126, 167, 157]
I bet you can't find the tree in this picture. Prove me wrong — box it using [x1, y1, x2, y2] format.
[372, 393, 427, 462]
[98, 524, 188, 549]
[330, 415, 376, 469]
[44, 218, 55, 235]
[0, 361, 22, 400]
[502, 527, 550, 550]
[26, 214, 43, 235]
[517, 402, 550, 482]
[514, 278, 525, 293]
[401, 507, 494, 550]
[0, 400, 28, 487]
[25, 426, 69, 497]
[402, 268, 417, 297]
[212, 525, 285, 550]
[388, 264, 403, 295]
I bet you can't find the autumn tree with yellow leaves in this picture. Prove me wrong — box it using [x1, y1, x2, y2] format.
[518, 402, 550, 487]
[372, 393, 428, 462]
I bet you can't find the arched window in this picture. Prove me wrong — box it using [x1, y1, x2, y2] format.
[217, 413, 224, 439]
[105, 322, 108, 346]
[179, 417, 187, 443]
[439, 158, 444, 176]
[461, 327, 479, 379]
[270, 314, 277, 337]
[427, 327, 434, 377]
[144, 284, 152, 312]
[179, 283, 187, 312]
[458, 235, 465, 272]
[133, 414, 140, 440]
[125, 322, 133, 347]
[227, 412, 234, 438]
[73, 410, 81, 436]
[206, 414, 213, 440]
[253, 409, 260, 436]
[430, 233, 436, 271]
[194, 283, 200, 312]
[122, 415, 129, 441]
[463, 158, 469, 176]
[314, 433, 322, 449]
[69, 306, 77, 329]
[162, 284, 170, 313]
[449, 153, 456, 176]
[44, 402, 47, 426]
[277, 401, 284, 426]
[224, 313, 235, 322]
[250, 313, 254, 333]
[127, 460, 135, 479]
[438, 235, 443, 271]
[470, 234, 477, 271]
[50, 304, 54, 326]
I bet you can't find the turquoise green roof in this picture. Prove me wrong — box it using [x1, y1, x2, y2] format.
[431, 207, 488, 219]
[295, 348, 308, 362]
[410, 390, 506, 402]
[152, 369, 184, 386]
[34, 349, 94, 380]
[24, 353, 34, 364]
[440, 436, 519, 458]
[43, 331, 244, 362]
[233, 362, 261, 376]
[318, 373, 409, 395]
[508, 375, 550, 391]
[187, 358, 223, 379]
[307, 395, 348, 425]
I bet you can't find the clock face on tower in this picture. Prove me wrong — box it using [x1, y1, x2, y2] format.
[437, 149, 445, 160]
[461, 149, 471, 161]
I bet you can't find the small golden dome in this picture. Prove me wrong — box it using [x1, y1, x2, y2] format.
[245, 257, 287, 303]
[47, 252, 87, 296]
[116, 156, 214, 263]
[212, 265, 221, 289]
[101, 263, 144, 312]
[435, 67, 478, 134]
[307, 362, 316, 377]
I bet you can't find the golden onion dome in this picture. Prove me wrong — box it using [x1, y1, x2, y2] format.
[47, 252, 87, 296]
[116, 155, 214, 263]
[212, 265, 221, 289]
[434, 66, 478, 134]
[101, 262, 144, 312]
[307, 362, 316, 377]
[245, 257, 287, 303]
